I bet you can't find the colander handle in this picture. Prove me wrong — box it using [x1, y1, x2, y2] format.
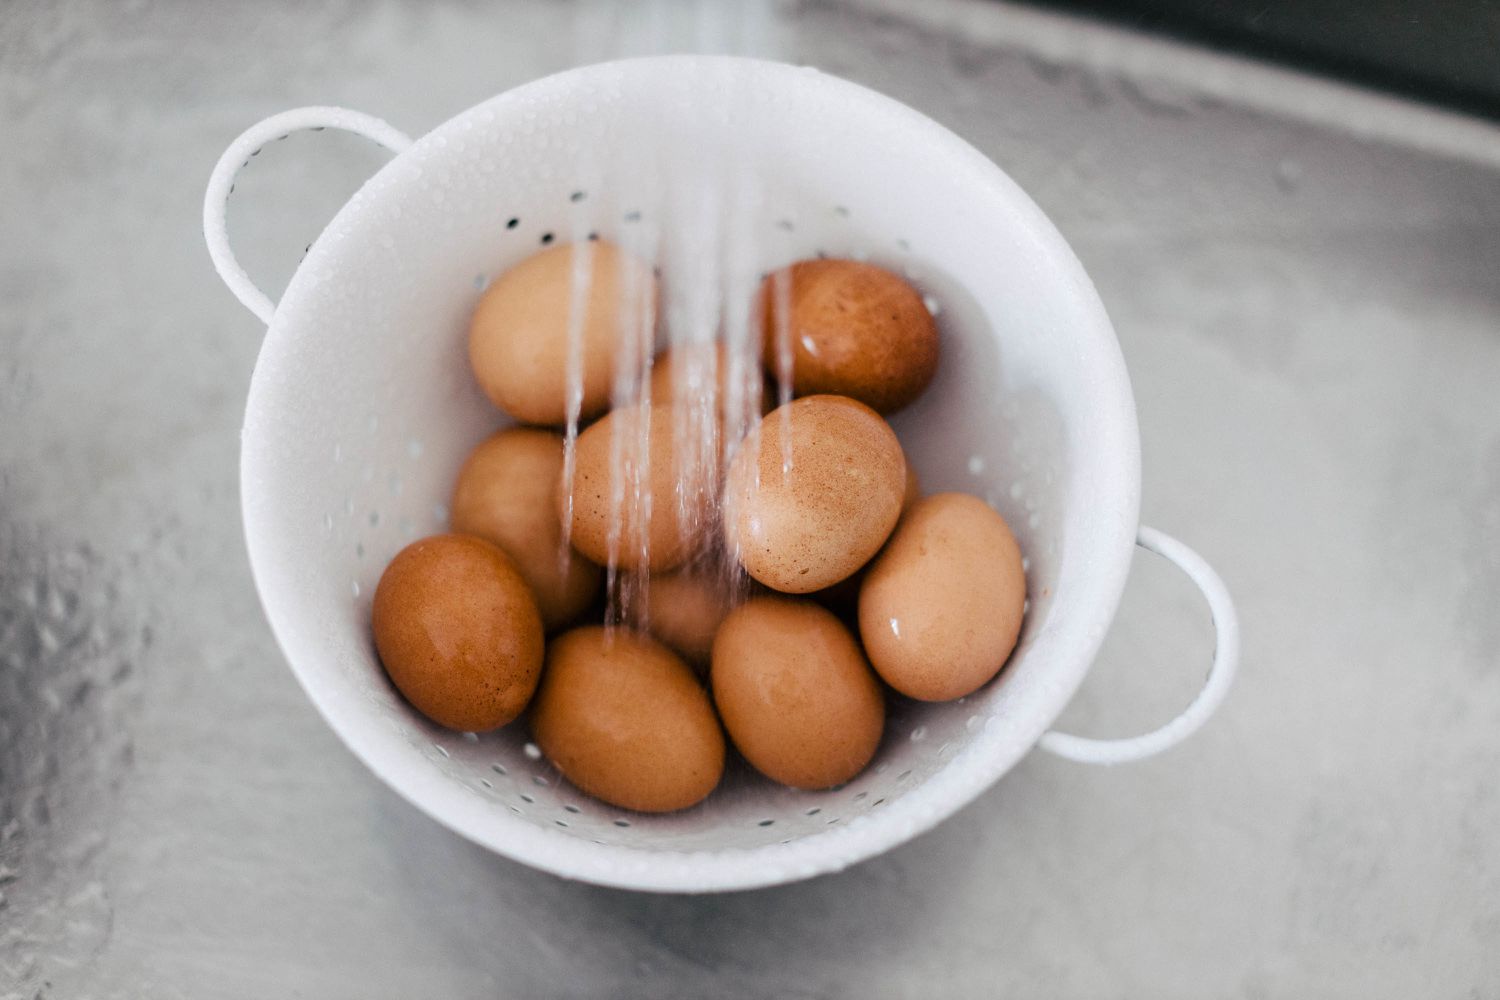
[203, 106, 414, 325]
[1038, 525, 1239, 765]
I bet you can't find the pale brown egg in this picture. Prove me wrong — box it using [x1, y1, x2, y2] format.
[711, 597, 884, 789]
[530, 626, 724, 812]
[566, 403, 716, 573]
[372, 534, 544, 731]
[859, 493, 1026, 701]
[627, 568, 735, 666]
[723, 395, 906, 593]
[469, 241, 657, 426]
[758, 259, 938, 414]
[649, 341, 772, 419]
[450, 428, 601, 630]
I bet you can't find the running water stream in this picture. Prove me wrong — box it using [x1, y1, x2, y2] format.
[558, 0, 789, 638]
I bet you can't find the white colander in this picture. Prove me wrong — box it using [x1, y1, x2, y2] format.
[203, 56, 1238, 893]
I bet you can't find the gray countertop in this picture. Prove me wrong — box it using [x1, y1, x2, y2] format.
[2, 1, 1498, 996]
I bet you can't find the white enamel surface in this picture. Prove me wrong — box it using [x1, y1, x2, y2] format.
[239, 56, 1140, 891]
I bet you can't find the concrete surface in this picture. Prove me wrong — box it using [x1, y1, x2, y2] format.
[2, 0, 1498, 996]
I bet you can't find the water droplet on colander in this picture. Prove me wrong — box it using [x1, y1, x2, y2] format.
[966, 714, 984, 732]
[1021, 556, 1030, 572]
[322, 513, 334, 535]
[910, 726, 928, 742]
[351, 580, 361, 599]
[1028, 512, 1042, 530]
[923, 295, 941, 316]
[523, 742, 542, 760]
[407, 439, 424, 459]
[433, 502, 449, 525]
[967, 455, 985, 476]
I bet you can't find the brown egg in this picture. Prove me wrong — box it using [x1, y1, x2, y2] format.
[649, 341, 772, 419]
[450, 428, 601, 630]
[566, 403, 716, 573]
[530, 626, 724, 812]
[469, 241, 657, 426]
[758, 259, 938, 414]
[724, 395, 906, 593]
[859, 493, 1026, 701]
[372, 534, 544, 731]
[627, 569, 735, 666]
[712, 597, 884, 789]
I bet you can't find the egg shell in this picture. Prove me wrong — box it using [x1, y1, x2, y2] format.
[712, 597, 884, 790]
[450, 428, 601, 630]
[758, 258, 938, 414]
[530, 626, 725, 813]
[372, 534, 545, 732]
[468, 241, 657, 426]
[627, 568, 735, 666]
[859, 493, 1026, 701]
[566, 402, 717, 573]
[724, 394, 906, 593]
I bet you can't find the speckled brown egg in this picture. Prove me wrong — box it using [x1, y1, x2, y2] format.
[469, 241, 657, 426]
[450, 428, 601, 630]
[566, 403, 716, 573]
[627, 568, 735, 666]
[712, 597, 884, 789]
[649, 341, 772, 419]
[724, 395, 906, 593]
[758, 259, 938, 414]
[372, 534, 544, 732]
[859, 493, 1026, 701]
[530, 626, 724, 812]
